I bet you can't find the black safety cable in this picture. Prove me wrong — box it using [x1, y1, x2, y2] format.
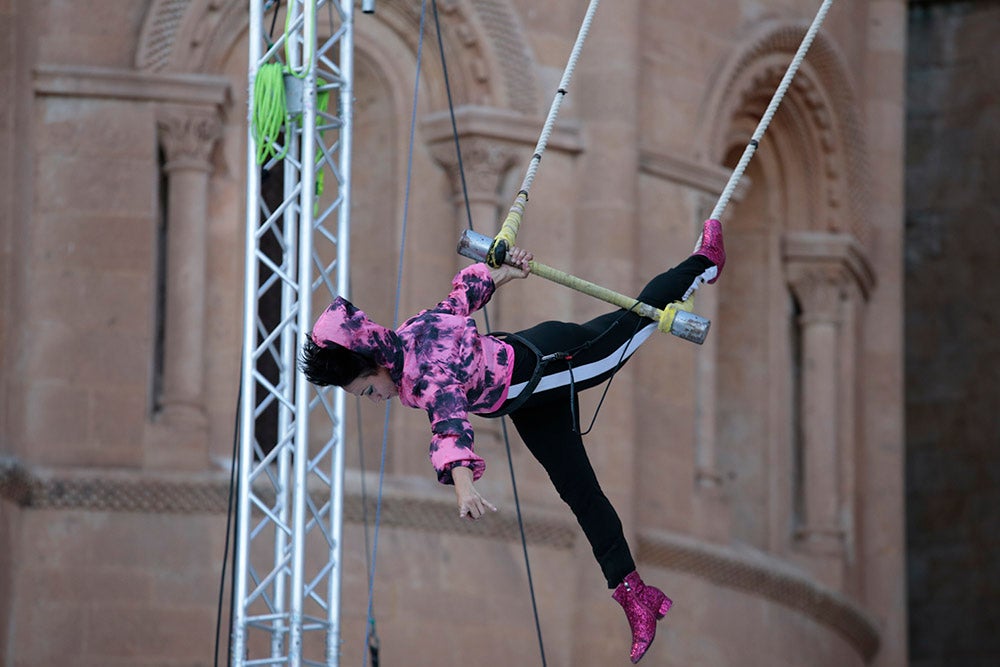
[431, 1, 547, 664]
[216, 2, 287, 658]
[268, 0, 280, 44]
[562, 307, 645, 435]
[361, 4, 429, 666]
[355, 397, 381, 666]
[427, 0, 642, 443]
[215, 364, 242, 667]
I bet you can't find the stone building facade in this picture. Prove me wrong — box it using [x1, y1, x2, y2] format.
[1, 1, 911, 666]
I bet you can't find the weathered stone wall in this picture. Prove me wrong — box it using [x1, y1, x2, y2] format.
[0, 1, 910, 665]
[905, 1, 1000, 665]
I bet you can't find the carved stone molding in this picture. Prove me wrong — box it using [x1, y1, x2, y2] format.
[365, 0, 535, 113]
[639, 147, 750, 200]
[137, 0, 228, 74]
[422, 105, 583, 154]
[744, 63, 847, 216]
[638, 531, 881, 661]
[0, 458, 576, 548]
[33, 64, 230, 107]
[0, 457, 880, 662]
[467, 0, 537, 113]
[136, 0, 192, 72]
[137, 0, 536, 114]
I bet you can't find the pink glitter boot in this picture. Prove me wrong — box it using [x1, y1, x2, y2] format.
[611, 570, 673, 663]
[692, 218, 726, 283]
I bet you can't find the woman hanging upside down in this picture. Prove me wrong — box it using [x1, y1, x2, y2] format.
[299, 218, 725, 663]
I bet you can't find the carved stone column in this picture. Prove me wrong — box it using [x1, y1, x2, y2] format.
[784, 232, 874, 560]
[153, 105, 222, 446]
[788, 262, 848, 553]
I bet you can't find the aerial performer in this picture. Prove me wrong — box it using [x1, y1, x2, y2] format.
[299, 217, 726, 663]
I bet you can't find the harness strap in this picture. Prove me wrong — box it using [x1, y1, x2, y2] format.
[477, 332, 552, 418]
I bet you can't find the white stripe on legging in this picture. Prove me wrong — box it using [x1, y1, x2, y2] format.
[506, 322, 658, 400]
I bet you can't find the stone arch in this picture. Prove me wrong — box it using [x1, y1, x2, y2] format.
[136, 0, 538, 114]
[362, 0, 539, 114]
[697, 18, 877, 562]
[697, 20, 872, 248]
[135, 0, 227, 73]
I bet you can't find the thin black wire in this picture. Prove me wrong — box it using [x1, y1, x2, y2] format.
[431, 1, 547, 664]
[218, 5, 279, 657]
[357, 397, 372, 596]
[363, 3, 429, 666]
[356, 397, 381, 662]
[567, 309, 644, 436]
[215, 365, 242, 667]
[267, 0, 281, 44]
[426, 0, 643, 442]
[431, 3, 475, 243]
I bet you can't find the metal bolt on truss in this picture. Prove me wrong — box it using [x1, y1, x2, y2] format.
[233, 1, 355, 665]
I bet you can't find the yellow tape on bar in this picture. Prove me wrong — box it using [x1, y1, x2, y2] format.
[657, 295, 695, 333]
[488, 193, 528, 267]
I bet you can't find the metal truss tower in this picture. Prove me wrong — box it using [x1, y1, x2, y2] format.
[232, 1, 355, 665]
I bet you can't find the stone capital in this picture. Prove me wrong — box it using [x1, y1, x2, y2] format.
[156, 105, 224, 171]
[782, 231, 876, 299]
[422, 105, 583, 201]
[428, 136, 523, 202]
[787, 262, 849, 325]
[783, 231, 878, 324]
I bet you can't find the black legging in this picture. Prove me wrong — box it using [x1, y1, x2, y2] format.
[499, 255, 714, 588]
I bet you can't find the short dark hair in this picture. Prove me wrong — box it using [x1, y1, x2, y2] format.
[298, 337, 379, 387]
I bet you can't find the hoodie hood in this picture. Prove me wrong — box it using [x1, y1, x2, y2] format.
[310, 297, 405, 384]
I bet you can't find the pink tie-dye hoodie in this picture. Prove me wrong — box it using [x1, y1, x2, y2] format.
[310, 263, 515, 485]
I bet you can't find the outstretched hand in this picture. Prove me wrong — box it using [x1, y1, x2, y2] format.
[489, 246, 533, 288]
[451, 465, 498, 521]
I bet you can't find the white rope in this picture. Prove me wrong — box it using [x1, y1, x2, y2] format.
[710, 0, 836, 222]
[516, 0, 600, 197]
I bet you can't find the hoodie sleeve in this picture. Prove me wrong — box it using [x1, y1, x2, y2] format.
[431, 264, 496, 317]
[420, 380, 486, 484]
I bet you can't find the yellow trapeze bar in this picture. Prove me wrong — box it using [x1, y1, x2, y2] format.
[527, 260, 707, 343]
[457, 229, 710, 343]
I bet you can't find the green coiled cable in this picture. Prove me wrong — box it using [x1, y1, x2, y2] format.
[252, 62, 288, 165]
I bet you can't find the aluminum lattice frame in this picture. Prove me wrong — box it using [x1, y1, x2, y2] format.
[233, 1, 355, 665]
